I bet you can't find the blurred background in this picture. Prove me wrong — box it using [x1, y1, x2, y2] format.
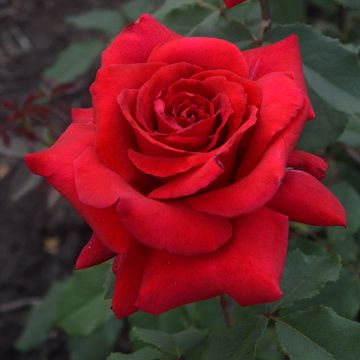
[1, 0, 360, 359]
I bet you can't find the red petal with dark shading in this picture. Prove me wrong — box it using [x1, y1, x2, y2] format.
[135, 207, 288, 314]
[25, 123, 133, 254]
[102, 14, 180, 66]
[91, 63, 162, 181]
[268, 170, 346, 226]
[112, 244, 148, 319]
[288, 150, 327, 179]
[243, 34, 314, 118]
[149, 157, 225, 199]
[148, 37, 248, 77]
[75, 233, 115, 270]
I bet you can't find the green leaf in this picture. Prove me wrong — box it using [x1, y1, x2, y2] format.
[16, 281, 65, 351]
[206, 316, 268, 360]
[189, 12, 253, 48]
[297, 89, 348, 151]
[66, 9, 124, 35]
[133, 327, 207, 357]
[153, 0, 196, 19]
[334, 0, 360, 9]
[267, 24, 360, 116]
[159, 4, 214, 35]
[326, 182, 360, 243]
[283, 269, 360, 320]
[270, 250, 341, 311]
[255, 327, 283, 360]
[56, 263, 113, 336]
[339, 114, 360, 147]
[103, 266, 115, 300]
[121, 0, 165, 20]
[173, 327, 208, 355]
[133, 328, 177, 356]
[275, 306, 360, 360]
[69, 317, 121, 360]
[288, 237, 327, 256]
[270, 0, 306, 24]
[44, 39, 104, 85]
[107, 347, 162, 360]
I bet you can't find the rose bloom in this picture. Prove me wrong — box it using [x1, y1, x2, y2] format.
[224, 0, 246, 8]
[26, 14, 345, 318]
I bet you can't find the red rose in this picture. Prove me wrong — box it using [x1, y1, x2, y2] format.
[25, 14, 345, 318]
[224, 0, 246, 8]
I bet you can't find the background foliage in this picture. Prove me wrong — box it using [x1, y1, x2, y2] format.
[3, 0, 360, 359]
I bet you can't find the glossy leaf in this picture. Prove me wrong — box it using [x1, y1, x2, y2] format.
[270, 250, 341, 311]
[44, 40, 104, 85]
[206, 316, 268, 360]
[276, 306, 360, 360]
[66, 9, 125, 35]
[16, 281, 65, 351]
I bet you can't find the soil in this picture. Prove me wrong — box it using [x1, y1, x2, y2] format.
[0, 0, 123, 358]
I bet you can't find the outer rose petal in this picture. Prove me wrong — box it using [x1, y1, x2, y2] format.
[72, 146, 233, 256]
[148, 37, 249, 78]
[268, 170, 346, 226]
[112, 244, 148, 318]
[117, 198, 232, 256]
[243, 35, 315, 118]
[185, 130, 287, 217]
[288, 150, 327, 179]
[91, 63, 163, 182]
[224, 0, 246, 8]
[75, 233, 115, 270]
[25, 123, 132, 254]
[238, 72, 304, 175]
[187, 98, 311, 218]
[136, 207, 288, 314]
[102, 14, 180, 66]
[71, 108, 94, 124]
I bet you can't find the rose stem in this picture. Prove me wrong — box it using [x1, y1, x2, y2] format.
[258, 0, 272, 42]
[220, 294, 235, 327]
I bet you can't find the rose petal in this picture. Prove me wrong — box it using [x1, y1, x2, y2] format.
[148, 37, 249, 77]
[135, 207, 288, 314]
[117, 196, 232, 256]
[91, 63, 163, 181]
[75, 233, 115, 270]
[224, 0, 246, 8]
[238, 72, 304, 175]
[112, 244, 148, 319]
[268, 170, 346, 226]
[192, 70, 262, 108]
[136, 63, 202, 131]
[185, 128, 287, 217]
[288, 150, 327, 179]
[74, 147, 127, 208]
[25, 123, 132, 253]
[127, 106, 257, 177]
[102, 14, 180, 66]
[120, 89, 193, 156]
[149, 157, 225, 199]
[72, 144, 233, 255]
[243, 35, 314, 118]
[71, 108, 94, 124]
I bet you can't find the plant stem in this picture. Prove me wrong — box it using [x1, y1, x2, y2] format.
[220, 294, 235, 327]
[258, 0, 271, 42]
